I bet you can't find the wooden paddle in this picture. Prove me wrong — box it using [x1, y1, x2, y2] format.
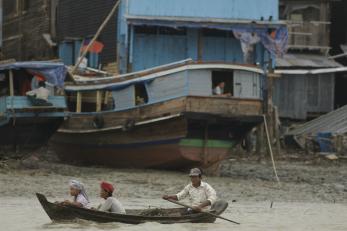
[165, 199, 240, 225]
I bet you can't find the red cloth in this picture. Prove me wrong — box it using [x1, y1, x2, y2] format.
[82, 40, 104, 54]
[101, 181, 114, 193]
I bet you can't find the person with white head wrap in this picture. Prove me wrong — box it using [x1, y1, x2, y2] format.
[61, 180, 90, 208]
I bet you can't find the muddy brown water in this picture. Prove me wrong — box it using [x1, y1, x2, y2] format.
[0, 160, 347, 230]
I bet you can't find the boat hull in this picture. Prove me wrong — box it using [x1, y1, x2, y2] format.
[0, 117, 63, 149]
[51, 114, 259, 169]
[36, 193, 228, 224]
[52, 116, 235, 169]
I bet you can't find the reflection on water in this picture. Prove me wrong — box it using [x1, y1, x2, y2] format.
[0, 198, 346, 231]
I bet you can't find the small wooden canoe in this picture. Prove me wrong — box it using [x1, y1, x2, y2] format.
[36, 193, 228, 224]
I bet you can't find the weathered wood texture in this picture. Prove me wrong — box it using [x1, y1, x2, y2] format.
[61, 96, 263, 132]
[3, 0, 56, 60]
[281, 0, 330, 50]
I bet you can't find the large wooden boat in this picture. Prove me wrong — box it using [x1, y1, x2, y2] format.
[51, 60, 264, 169]
[36, 193, 228, 224]
[0, 62, 67, 149]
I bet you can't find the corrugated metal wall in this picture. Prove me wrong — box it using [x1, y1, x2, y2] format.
[273, 74, 335, 120]
[118, 0, 277, 73]
[127, 0, 279, 20]
[234, 71, 261, 99]
[188, 70, 212, 96]
[202, 36, 244, 63]
[112, 86, 135, 110]
[306, 74, 335, 113]
[131, 29, 245, 72]
[132, 34, 187, 71]
[146, 72, 187, 102]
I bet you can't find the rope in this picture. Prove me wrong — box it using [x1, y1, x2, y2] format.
[263, 114, 281, 185]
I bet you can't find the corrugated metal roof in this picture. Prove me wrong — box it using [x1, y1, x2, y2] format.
[286, 104, 347, 137]
[276, 54, 343, 68]
[275, 67, 347, 75]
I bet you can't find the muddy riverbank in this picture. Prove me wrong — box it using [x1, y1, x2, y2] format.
[0, 153, 346, 203]
[0, 149, 347, 231]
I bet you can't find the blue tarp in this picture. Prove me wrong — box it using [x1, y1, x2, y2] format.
[316, 132, 334, 153]
[0, 61, 67, 87]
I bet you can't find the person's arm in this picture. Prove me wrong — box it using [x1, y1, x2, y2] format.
[163, 185, 189, 201]
[61, 200, 83, 208]
[162, 194, 178, 200]
[26, 89, 36, 96]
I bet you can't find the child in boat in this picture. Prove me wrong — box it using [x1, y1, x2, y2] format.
[97, 181, 126, 214]
[61, 180, 90, 208]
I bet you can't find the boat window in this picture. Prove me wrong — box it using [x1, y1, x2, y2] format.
[212, 71, 234, 96]
[135, 84, 148, 106]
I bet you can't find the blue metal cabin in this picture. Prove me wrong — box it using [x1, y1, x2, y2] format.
[117, 0, 280, 73]
[0, 62, 67, 149]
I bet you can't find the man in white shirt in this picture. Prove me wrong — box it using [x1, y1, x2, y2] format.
[163, 168, 217, 212]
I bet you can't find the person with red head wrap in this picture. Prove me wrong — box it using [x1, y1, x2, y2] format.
[97, 181, 126, 214]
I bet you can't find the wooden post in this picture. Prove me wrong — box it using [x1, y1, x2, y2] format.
[273, 106, 281, 155]
[266, 56, 275, 154]
[9, 70, 14, 96]
[256, 124, 265, 156]
[104, 91, 109, 105]
[96, 90, 102, 112]
[76, 92, 82, 113]
[203, 123, 209, 166]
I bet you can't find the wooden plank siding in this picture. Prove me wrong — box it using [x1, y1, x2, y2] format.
[3, 0, 55, 60]
[61, 96, 262, 132]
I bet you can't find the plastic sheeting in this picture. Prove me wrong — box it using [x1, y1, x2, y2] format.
[0, 61, 67, 87]
[233, 26, 288, 57]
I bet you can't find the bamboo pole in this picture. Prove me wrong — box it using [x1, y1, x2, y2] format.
[9, 70, 14, 96]
[263, 115, 280, 185]
[76, 92, 82, 113]
[71, 0, 121, 74]
[104, 91, 109, 105]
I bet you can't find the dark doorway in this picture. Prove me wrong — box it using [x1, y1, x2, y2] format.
[212, 70, 233, 96]
[335, 73, 347, 108]
[330, 1, 347, 65]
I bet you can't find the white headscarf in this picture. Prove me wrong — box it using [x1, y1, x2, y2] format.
[69, 180, 89, 202]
